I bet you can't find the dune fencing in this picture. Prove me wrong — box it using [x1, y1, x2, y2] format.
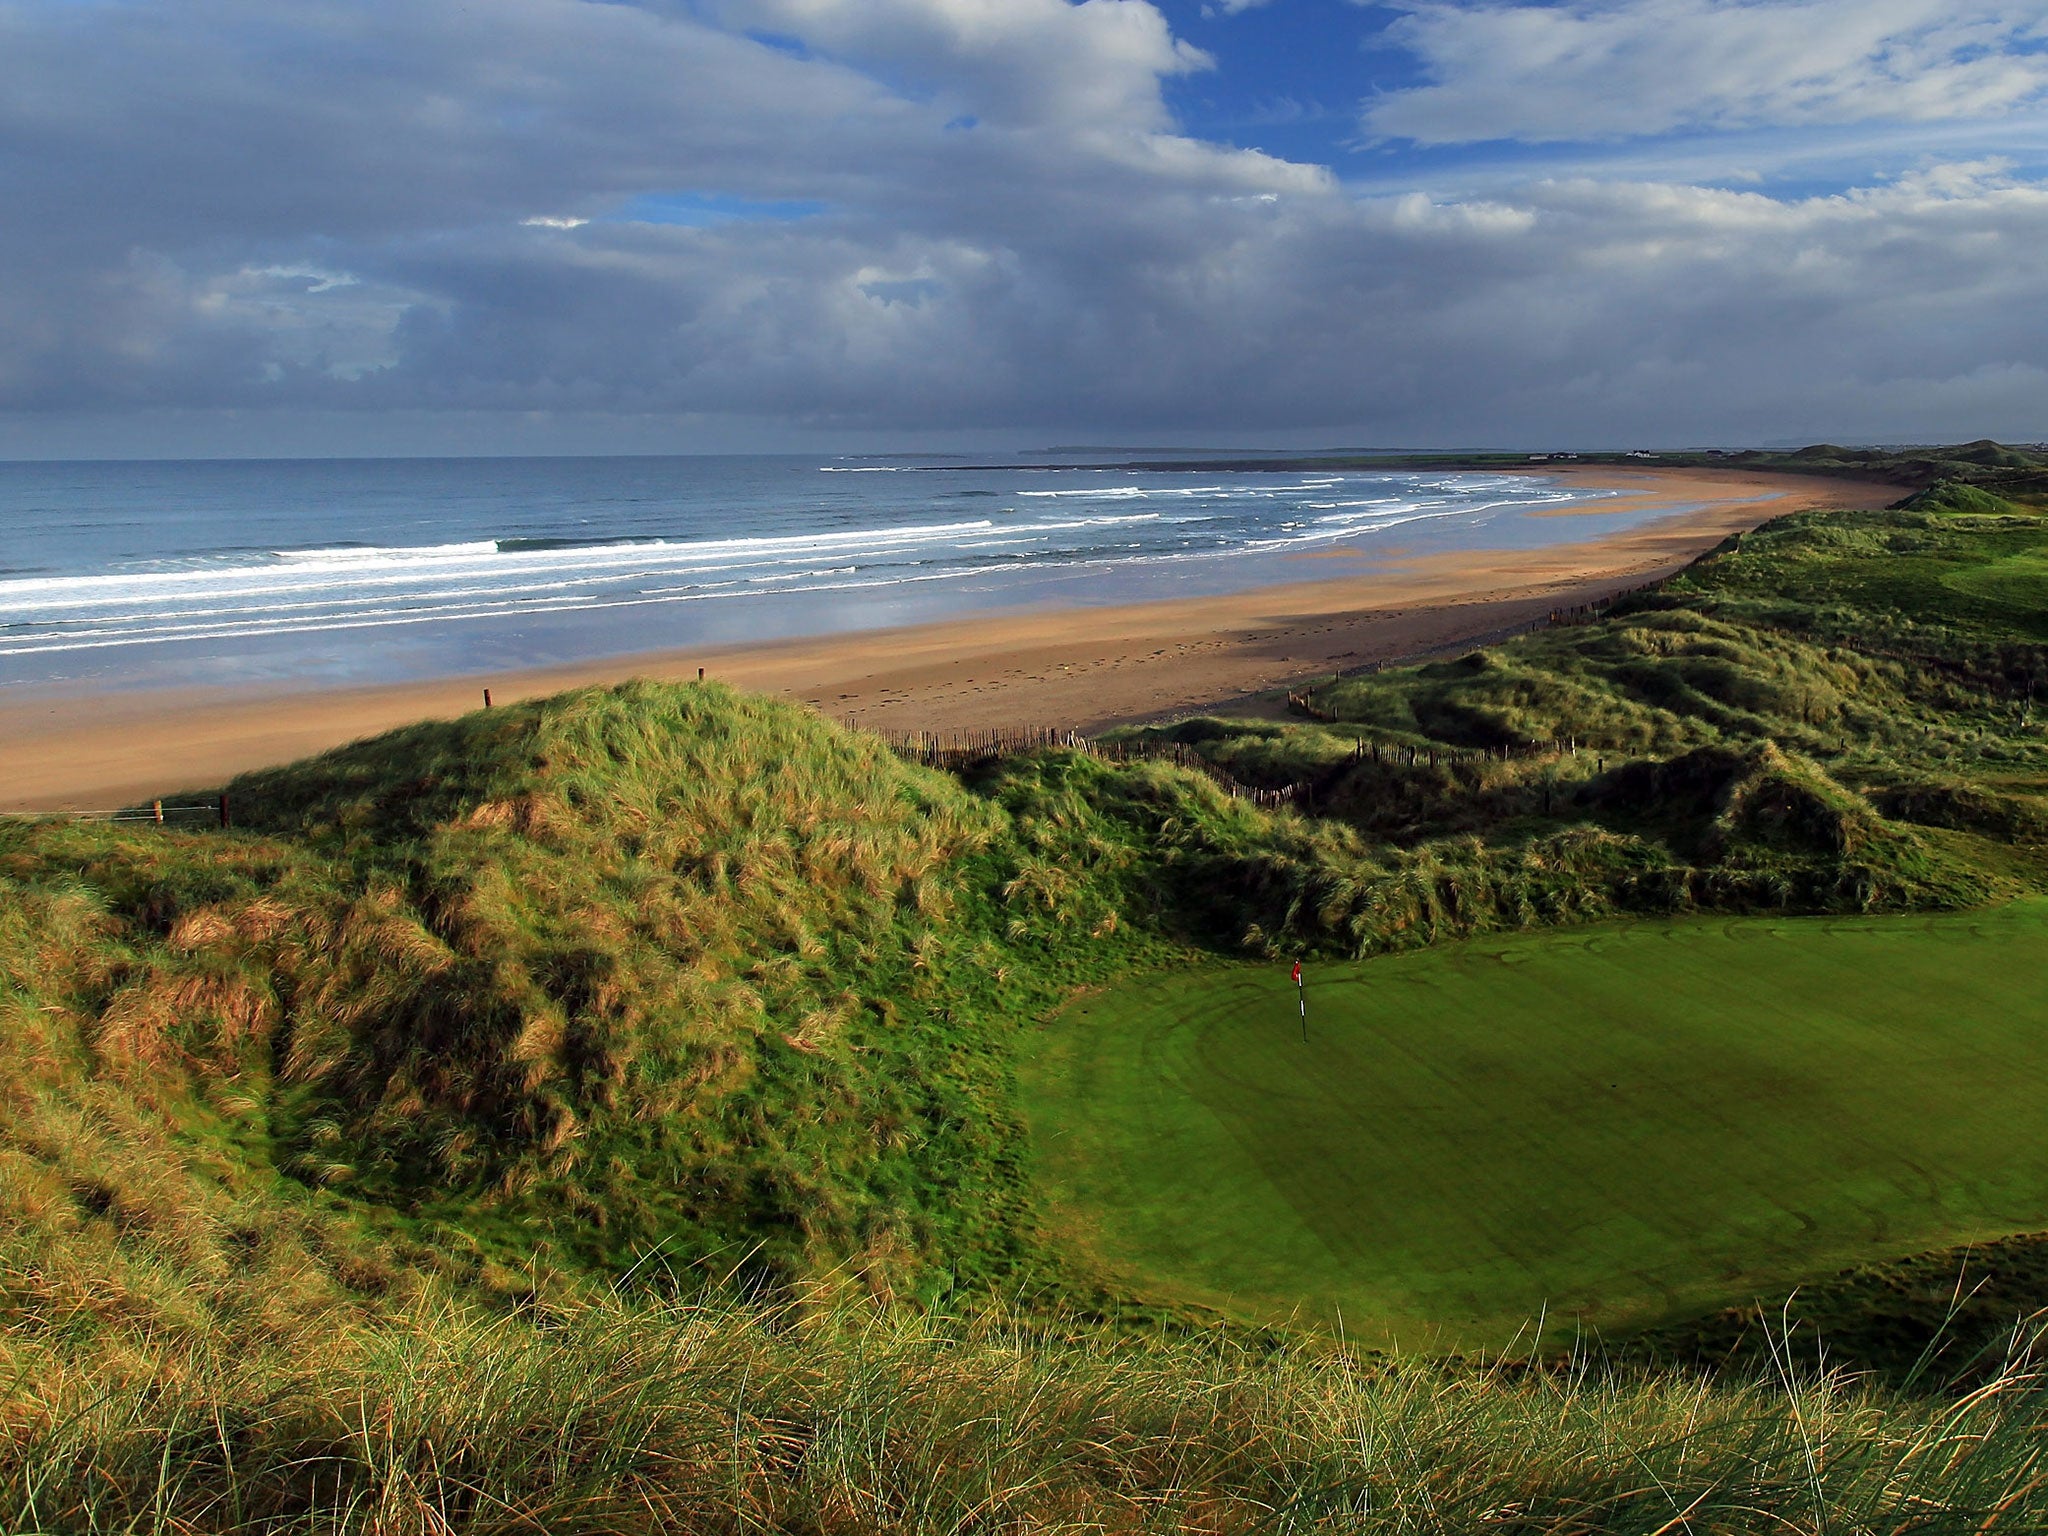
[1545, 579, 1666, 627]
[0, 795, 232, 828]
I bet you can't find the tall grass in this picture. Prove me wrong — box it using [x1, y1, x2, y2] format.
[11, 474, 2048, 1527]
[9, 500, 2046, 1318]
[2, 684, 1233, 1313]
[1108, 494, 2048, 953]
[11, 1293, 2048, 1534]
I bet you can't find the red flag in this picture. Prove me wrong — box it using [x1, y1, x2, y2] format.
[1291, 960, 1302, 987]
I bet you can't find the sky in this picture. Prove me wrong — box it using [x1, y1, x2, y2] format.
[4, 0, 2048, 458]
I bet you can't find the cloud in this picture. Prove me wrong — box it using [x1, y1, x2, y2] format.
[0, 0, 1327, 415]
[264, 160, 2048, 448]
[1, 0, 2047, 451]
[713, 0, 1213, 130]
[1364, 0, 2048, 145]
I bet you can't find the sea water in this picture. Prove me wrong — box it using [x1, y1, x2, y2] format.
[0, 455, 1660, 692]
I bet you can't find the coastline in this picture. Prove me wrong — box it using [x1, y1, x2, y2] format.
[0, 468, 1884, 810]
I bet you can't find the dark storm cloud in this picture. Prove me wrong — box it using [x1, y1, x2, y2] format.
[2, 0, 2046, 449]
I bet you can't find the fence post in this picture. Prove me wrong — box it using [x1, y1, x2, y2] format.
[153, 799, 163, 825]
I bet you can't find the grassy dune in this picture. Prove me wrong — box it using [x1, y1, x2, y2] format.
[0, 681, 1207, 1308]
[1025, 904, 2048, 1348]
[11, 449, 2048, 1529]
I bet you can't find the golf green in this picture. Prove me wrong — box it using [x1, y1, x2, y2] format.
[1021, 904, 2048, 1349]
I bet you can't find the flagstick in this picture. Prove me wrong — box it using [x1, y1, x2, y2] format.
[1298, 981, 1307, 1044]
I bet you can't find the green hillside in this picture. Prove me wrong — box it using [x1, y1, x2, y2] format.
[9, 473, 2048, 1332]
[12, 451, 2048, 1528]
[2, 682, 1195, 1309]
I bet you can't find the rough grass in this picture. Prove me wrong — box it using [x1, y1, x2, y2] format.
[12, 454, 2048, 1527]
[12, 1292, 2048, 1535]
[8, 491, 2048, 1325]
[8, 680, 1425, 1314]
[1119, 490, 2048, 939]
[4, 682, 1208, 1306]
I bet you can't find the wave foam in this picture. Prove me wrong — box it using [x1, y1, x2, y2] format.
[0, 467, 1627, 662]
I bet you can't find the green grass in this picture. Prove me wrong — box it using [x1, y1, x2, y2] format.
[1023, 902, 2048, 1350]
[18, 448, 2048, 1525]
[8, 483, 2048, 1337]
[2, 681, 1354, 1319]
[9, 471, 2048, 1335]
[1943, 548, 2048, 612]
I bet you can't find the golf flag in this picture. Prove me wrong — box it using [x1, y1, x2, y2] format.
[1292, 960, 1301, 987]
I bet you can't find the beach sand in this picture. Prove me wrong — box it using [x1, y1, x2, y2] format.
[0, 467, 1883, 811]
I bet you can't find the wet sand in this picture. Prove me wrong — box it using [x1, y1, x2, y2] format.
[0, 467, 1883, 810]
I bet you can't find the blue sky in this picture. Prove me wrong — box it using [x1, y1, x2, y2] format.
[3, 0, 2048, 456]
[1162, 0, 1403, 166]
[1166, 0, 2048, 193]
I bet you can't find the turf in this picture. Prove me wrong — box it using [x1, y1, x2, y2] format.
[1022, 902, 2048, 1350]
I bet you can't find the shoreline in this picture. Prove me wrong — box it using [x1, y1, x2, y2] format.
[0, 467, 1884, 810]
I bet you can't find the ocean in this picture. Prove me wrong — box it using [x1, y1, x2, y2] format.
[0, 455, 1662, 693]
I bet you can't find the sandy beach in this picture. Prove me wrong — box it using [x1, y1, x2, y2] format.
[0, 467, 1884, 810]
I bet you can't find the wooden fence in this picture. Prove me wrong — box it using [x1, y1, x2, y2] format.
[1300, 729, 1591, 771]
[0, 795, 232, 828]
[877, 726, 1088, 767]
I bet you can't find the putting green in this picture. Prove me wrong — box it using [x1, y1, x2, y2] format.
[1943, 550, 2048, 611]
[1021, 905, 2048, 1349]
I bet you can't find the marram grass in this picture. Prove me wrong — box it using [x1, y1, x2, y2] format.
[10, 467, 2048, 1529]
[10, 1293, 2048, 1535]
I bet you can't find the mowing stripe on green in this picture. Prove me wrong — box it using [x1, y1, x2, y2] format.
[1022, 904, 2048, 1350]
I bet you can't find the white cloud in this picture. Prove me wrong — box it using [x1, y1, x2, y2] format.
[1365, 0, 2048, 144]
[2, 0, 2048, 448]
[712, 0, 1212, 130]
[293, 158, 2048, 447]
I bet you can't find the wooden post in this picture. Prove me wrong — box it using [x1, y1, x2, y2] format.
[483, 688, 492, 708]
[153, 799, 163, 825]
[697, 667, 705, 681]
[218, 793, 231, 830]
